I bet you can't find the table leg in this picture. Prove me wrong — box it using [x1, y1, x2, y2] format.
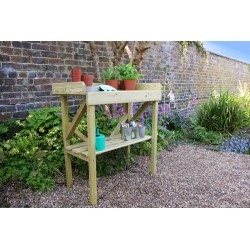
[87, 105, 97, 205]
[61, 96, 73, 187]
[126, 102, 132, 156]
[151, 101, 158, 175]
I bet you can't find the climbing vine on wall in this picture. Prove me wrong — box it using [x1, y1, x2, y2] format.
[178, 41, 207, 58]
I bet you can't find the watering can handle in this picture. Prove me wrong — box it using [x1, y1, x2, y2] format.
[96, 127, 99, 135]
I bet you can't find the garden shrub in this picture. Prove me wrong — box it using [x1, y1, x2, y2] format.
[0, 103, 171, 191]
[196, 91, 249, 133]
[0, 118, 22, 142]
[187, 126, 223, 145]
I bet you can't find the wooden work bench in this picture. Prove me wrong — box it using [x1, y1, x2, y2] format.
[52, 82, 161, 205]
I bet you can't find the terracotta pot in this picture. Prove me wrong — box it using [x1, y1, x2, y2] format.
[105, 79, 119, 90]
[124, 80, 136, 90]
[120, 80, 125, 90]
[81, 74, 94, 86]
[72, 68, 82, 82]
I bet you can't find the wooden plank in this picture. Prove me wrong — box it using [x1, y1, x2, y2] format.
[126, 103, 132, 156]
[95, 136, 151, 155]
[150, 101, 158, 175]
[74, 128, 87, 142]
[66, 142, 86, 151]
[136, 83, 162, 91]
[61, 96, 73, 188]
[87, 105, 97, 205]
[72, 136, 122, 155]
[66, 149, 88, 162]
[52, 82, 86, 96]
[86, 90, 161, 105]
[66, 100, 86, 140]
[131, 101, 151, 121]
[110, 114, 128, 137]
[68, 135, 151, 157]
[65, 134, 121, 151]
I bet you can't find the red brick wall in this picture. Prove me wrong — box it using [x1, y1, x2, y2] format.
[0, 41, 250, 120]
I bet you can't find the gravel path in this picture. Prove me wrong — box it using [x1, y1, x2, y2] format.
[2, 144, 250, 208]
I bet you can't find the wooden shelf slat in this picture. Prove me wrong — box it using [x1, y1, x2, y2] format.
[66, 135, 151, 158]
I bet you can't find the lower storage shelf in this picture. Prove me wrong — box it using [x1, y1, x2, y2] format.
[65, 134, 152, 161]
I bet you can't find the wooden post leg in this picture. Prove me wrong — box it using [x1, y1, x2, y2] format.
[126, 102, 132, 156]
[87, 105, 97, 205]
[61, 96, 73, 187]
[150, 101, 158, 175]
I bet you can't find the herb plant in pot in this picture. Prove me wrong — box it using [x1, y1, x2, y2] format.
[117, 63, 142, 90]
[102, 64, 120, 90]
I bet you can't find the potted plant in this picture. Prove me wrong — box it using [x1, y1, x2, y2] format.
[81, 73, 94, 86]
[101, 64, 120, 90]
[117, 63, 142, 90]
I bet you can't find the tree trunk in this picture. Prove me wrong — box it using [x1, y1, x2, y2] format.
[132, 41, 151, 71]
[113, 41, 128, 66]
[87, 41, 101, 82]
[104, 41, 112, 65]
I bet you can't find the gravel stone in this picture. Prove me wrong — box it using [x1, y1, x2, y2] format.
[3, 144, 250, 208]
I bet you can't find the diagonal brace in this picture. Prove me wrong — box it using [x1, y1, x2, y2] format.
[110, 114, 128, 136]
[74, 128, 88, 142]
[66, 101, 87, 140]
[131, 101, 151, 121]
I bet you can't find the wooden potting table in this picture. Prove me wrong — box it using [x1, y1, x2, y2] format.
[52, 82, 161, 205]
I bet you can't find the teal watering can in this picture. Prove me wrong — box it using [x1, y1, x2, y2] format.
[95, 127, 105, 151]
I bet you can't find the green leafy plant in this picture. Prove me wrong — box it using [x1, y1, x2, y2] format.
[117, 63, 142, 80]
[0, 119, 21, 142]
[178, 41, 207, 58]
[21, 106, 62, 133]
[0, 101, 174, 191]
[101, 64, 120, 80]
[195, 91, 249, 133]
[187, 126, 223, 145]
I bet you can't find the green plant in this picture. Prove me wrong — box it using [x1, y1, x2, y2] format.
[1, 128, 64, 190]
[101, 64, 120, 80]
[20, 106, 62, 133]
[0, 106, 131, 190]
[178, 41, 207, 58]
[117, 63, 142, 80]
[196, 91, 249, 133]
[187, 126, 223, 145]
[0, 119, 21, 142]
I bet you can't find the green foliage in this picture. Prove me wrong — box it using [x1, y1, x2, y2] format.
[21, 106, 62, 133]
[187, 126, 223, 145]
[196, 91, 249, 133]
[95, 107, 119, 136]
[235, 81, 250, 125]
[167, 111, 186, 130]
[178, 41, 207, 58]
[1, 127, 64, 190]
[0, 119, 21, 142]
[0, 102, 172, 191]
[117, 63, 142, 80]
[0, 106, 131, 190]
[101, 64, 120, 80]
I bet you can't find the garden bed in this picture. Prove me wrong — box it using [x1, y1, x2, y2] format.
[2, 144, 249, 208]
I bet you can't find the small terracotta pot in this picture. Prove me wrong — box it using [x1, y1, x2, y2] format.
[105, 79, 119, 90]
[72, 68, 82, 82]
[120, 80, 125, 90]
[124, 80, 136, 90]
[81, 74, 94, 86]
